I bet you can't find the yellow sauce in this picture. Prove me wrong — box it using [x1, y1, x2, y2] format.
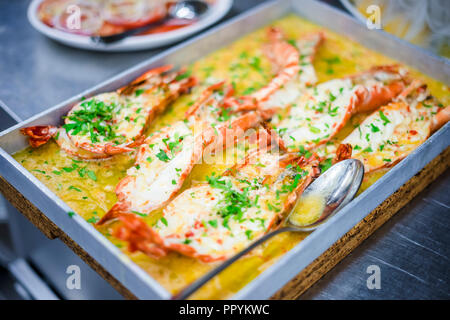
[289, 194, 326, 227]
[12, 14, 450, 299]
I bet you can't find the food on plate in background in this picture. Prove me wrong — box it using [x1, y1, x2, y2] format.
[37, 0, 216, 36]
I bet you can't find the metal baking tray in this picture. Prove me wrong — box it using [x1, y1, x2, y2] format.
[0, 0, 449, 300]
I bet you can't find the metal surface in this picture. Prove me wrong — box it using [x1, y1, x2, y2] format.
[302, 169, 450, 300]
[8, 259, 59, 300]
[0, 101, 20, 223]
[0, 0, 449, 300]
[29, 240, 123, 300]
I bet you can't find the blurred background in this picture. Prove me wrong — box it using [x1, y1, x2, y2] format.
[0, 0, 448, 300]
[342, 0, 449, 57]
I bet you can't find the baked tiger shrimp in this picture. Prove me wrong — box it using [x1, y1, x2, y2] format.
[97, 82, 263, 225]
[97, 29, 323, 224]
[333, 81, 449, 172]
[21, 65, 196, 159]
[110, 128, 320, 262]
[270, 65, 409, 153]
[225, 27, 324, 119]
[185, 82, 263, 152]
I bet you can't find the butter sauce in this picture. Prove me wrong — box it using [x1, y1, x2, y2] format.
[289, 194, 326, 227]
[13, 15, 449, 299]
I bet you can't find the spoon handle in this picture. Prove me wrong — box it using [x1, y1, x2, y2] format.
[91, 18, 170, 44]
[172, 226, 298, 300]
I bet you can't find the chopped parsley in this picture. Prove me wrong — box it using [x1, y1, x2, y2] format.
[206, 174, 253, 222]
[63, 98, 120, 144]
[68, 186, 82, 192]
[87, 216, 99, 223]
[208, 220, 218, 228]
[156, 149, 170, 162]
[319, 158, 333, 172]
[242, 87, 256, 95]
[379, 110, 391, 125]
[370, 123, 380, 133]
[308, 125, 321, 134]
[175, 70, 192, 81]
[160, 217, 168, 227]
[135, 89, 145, 97]
[87, 170, 97, 181]
[329, 92, 336, 102]
[131, 210, 147, 217]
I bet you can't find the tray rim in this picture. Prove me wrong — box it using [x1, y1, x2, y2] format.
[0, 0, 449, 299]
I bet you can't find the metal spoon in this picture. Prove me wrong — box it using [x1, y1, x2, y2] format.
[91, 1, 210, 44]
[172, 159, 364, 300]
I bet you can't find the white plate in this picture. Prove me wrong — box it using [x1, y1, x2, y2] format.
[28, 0, 233, 52]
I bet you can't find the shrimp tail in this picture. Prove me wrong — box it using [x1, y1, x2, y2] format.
[96, 202, 130, 226]
[334, 143, 353, 163]
[185, 81, 226, 118]
[117, 65, 174, 95]
[352, 65, 409, 113]
[113, 213, 168, 259]
[20, 125, 58, 148]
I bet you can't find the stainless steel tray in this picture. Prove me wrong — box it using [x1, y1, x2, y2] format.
[0, 0, 449, 300]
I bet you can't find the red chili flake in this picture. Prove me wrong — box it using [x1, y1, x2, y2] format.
[185, 231, 194, 237]
[193, 221, 203, 229]
[410, 130, 417, 135]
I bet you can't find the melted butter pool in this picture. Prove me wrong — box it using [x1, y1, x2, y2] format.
[289, 194, 326, 227]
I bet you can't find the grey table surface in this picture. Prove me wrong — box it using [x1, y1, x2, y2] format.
[0, 0, 449, 300]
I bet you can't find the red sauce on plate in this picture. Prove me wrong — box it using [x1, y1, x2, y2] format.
[37, 0, 199, 37]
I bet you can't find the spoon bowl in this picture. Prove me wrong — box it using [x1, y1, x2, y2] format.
[171, 1, 210, 20]
[287, 158, 364, 231]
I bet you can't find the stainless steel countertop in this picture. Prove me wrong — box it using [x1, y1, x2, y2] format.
[0, 0, 448, 300]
